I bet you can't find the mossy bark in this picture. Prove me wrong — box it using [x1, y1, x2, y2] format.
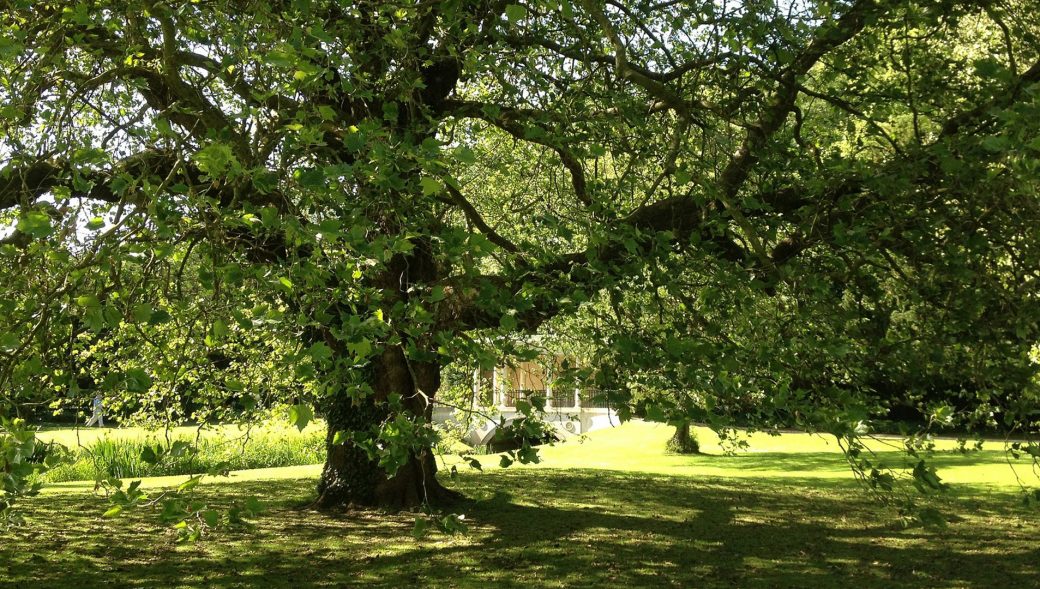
[667, 420, 700, 454]
[313, 346, 459, 510]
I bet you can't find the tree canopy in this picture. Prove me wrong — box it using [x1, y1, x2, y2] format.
[2, 0, 1040, 514]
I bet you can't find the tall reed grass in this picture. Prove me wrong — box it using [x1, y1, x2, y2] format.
[45, 426, 326, 482]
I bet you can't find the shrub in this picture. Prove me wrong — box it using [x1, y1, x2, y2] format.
[44, 426, 326, 483]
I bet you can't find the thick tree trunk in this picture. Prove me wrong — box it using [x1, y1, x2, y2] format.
[312, 104, 457, 509]
[313, 346, 460, 510]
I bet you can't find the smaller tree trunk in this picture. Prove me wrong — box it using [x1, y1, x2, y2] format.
[666, 420, 700, 454]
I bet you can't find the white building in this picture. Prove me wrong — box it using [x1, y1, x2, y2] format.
[432, 359, 619, 447]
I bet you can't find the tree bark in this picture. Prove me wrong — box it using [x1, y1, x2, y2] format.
[312, 59, 459, 508]
[313, 346, 460, 510]
[667, 420, 700, 454]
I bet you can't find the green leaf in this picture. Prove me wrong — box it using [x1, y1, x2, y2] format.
[155, 118, 174, 137]
[263, 49, 296, 68]
[160, 499, 184, 522]
[981, 135, 1010, 153]
[0, 36, 24, 59]
[102, 505, 123, 518]
[440, 513, 468, 535]
[308, 341, 333, 362]
[132, 303, 154, 323]
[16, 212, 54, 239]
[872, 471, 895, 492]
[455, 147, 477, 164]
[102, 304, 122, 328]
[348, 338, 373, 359]
[178, 476, 202, 492]
[125, 367, 152, 393]
[412, 516, 431, 539]
[211, 319, 229, 339]
[505, 3, 527, 22]
[76, 295, 101, 309]
[645, 404, 666, 422]
[973, 57, 1003, 78]
[295, 167, 325, 189]
[170, 440, 193, 458]
[109, 175, 129, 195]
[317, 218, 342, 235]
[517, 444, 540, 464]
[140, 445, 159, 465]
[193, 143, 237, 176]
[202, 510, 220, 527]
[317, 105, 338, 121]
[499, 312, 517, 331]
[530, 395, 546, 412]
[343, 128, 366, 151]
[288, 404, 313, 431]
[0, 333, 19, 353]
[420, 177, 443, 196]
[207, 462, 232, 477]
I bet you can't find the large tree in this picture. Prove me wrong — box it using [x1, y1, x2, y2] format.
[2, 0, 1039, 509]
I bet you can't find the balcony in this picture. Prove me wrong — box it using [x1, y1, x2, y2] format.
[497, 388, 612, 410]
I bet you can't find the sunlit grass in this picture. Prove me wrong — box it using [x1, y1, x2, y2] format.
[32, 420, 1035, 492]
[5, 421, 1036, 588]
[521, 422, 1033, 492]
[35, 420, 326, 448]
[39, 424, 325, 483]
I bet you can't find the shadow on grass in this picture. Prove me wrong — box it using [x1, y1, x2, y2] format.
[682, 448, 1025, 471]
[3, 469, 1037, 589]
[685, 451, 851, 472]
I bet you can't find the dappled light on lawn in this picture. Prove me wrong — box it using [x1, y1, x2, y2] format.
[4, 421, 1038, 587]
[3, 469, 1036, 588]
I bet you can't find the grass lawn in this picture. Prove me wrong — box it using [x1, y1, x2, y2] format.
[3, 422, 1037, 588]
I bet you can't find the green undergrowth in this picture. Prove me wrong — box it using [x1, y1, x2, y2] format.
[40, 425, 325, 483]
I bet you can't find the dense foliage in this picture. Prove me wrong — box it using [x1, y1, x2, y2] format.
[2, 0, 1039, 517]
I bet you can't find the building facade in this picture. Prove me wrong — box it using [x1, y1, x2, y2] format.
[432, 359, 619, 447]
